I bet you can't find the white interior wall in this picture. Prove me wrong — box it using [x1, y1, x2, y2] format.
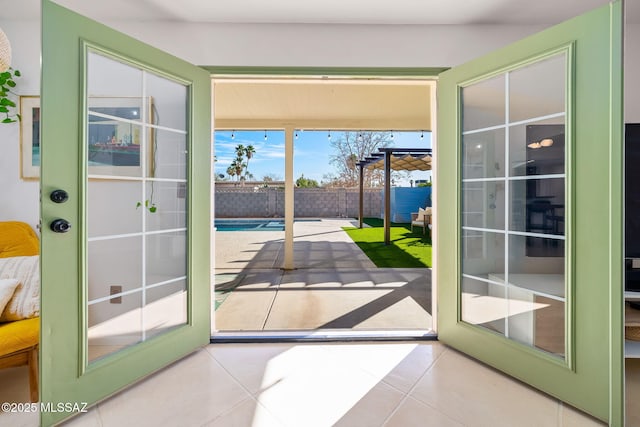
[1, 14, 639, 230]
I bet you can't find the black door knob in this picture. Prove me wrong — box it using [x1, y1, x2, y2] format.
[50, 189, 69, 203]
[50, 219, 71, 233]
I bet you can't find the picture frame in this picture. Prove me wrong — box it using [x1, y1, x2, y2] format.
[87, 96, 154, 177]
[19, 96, 40, 180]
[19, 96, 154, 180]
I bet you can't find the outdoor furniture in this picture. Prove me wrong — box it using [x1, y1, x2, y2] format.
[411, 207, 432, 235]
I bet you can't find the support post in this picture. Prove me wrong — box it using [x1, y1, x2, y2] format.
[384, 150, 391, 245]
[359, 164, 364, 228]
[283, 126, 295, 269]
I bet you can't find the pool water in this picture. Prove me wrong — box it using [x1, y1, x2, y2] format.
[215, 219, 285, 231]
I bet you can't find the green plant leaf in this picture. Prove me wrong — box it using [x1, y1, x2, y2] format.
[2, 118, 14, 123]
[136, 202, 142, 208]
[6, 80, 15, 88]
[0, 107, 8, 113]
[0, 72, 10, 79]
[144, 200, 149, 207]
[0, 98, 10, 106]
[15, 114, 21, 121]
[13, 70, 21, 77]
[149, 206, 157, 213]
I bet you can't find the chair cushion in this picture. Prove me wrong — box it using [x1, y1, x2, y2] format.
[0, 222, 39, 258]
[416, 208, 427, 222]
[0, 317, 39, 356]
[0, 256, 40, 321]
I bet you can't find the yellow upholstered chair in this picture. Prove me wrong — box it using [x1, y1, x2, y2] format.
[0, 221, 39, 402]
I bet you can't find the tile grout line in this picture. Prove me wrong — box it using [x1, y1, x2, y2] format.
[201, 346, 288, 426]
[380, 345, 456, 426]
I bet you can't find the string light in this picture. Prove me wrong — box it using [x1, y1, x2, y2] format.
[295, 131, 299, 139]
[391, 130, 394, 140]
[231, 130, 235, 139]
[264, 130, 268, 141]
[420, 131, 424, 140]
[328, 130, 331, 139]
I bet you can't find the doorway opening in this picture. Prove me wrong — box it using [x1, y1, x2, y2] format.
[210, 76, 438, 339]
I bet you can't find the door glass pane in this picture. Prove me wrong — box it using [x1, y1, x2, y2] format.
[86, 50, 189, 362]
[460, 52, 567, 358]
[462, 182, 505, 230]
[509, 54, 565, 122]
[462, 129, 506, 179]
[509, 118, 565, 177]
[461, 276, 506, 335]
[88, 292, 143, 363]
[462, 74, 505, 131]
[510, 178, 565, 235]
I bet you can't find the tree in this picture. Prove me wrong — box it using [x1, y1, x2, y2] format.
[244, 145, 256, 177]
[226, 165, 236, 180]
[296, 174, 319, 188]
[329, 131, 392, 187]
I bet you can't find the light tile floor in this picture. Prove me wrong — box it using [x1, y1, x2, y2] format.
[0, 341, 608, 426]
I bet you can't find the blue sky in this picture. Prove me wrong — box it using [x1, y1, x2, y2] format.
[214, 130, 432, 186]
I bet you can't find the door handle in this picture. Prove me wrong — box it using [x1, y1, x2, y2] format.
[50, 189, 69, 203]
[50, 219, 71, 233]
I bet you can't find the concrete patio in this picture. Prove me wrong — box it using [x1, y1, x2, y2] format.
[214, 219, 433, 332]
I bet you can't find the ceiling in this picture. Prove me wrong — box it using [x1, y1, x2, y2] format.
[213, 79, 433, 130]
[5, 0, 639, 25]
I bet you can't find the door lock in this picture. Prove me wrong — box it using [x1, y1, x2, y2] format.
[50, 219, 71, 233]
[50, 189, 69, 203]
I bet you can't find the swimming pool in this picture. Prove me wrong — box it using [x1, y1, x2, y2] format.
[214, 219, 285, 231]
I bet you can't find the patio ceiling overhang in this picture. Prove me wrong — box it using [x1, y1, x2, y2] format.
[356, 147, 433, 245]
[213, 79, 433, 130]
[359, 150, 433, 171]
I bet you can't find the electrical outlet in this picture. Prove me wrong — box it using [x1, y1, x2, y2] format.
[110, 285, 122, 304]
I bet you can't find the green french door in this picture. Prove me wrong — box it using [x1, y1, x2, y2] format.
[40, 1, 211, 425]
[437, 1, 623, 424]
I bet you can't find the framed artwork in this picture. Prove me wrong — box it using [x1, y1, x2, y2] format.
[20, 96, 40, 180]
[87, 96, 154, 177]
[20, 96, 153, 179]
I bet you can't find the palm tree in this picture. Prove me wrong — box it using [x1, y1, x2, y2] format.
[235, 144, 245, 160]
[244, 145, 256, 178]
[226, 165, 236, 180]
[232, 158, 245, 181]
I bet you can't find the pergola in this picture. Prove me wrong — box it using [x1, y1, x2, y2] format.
[356, 148, 433, 245]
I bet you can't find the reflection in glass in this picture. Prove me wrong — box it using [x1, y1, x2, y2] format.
[85, 50, 190, 364]
[508, 288, 565, 356]
[509, 53, 566, 123]
[461, 276, 506, 335]
[87, 52, 143, 100]
[462, 182, 505, 230]
[88, 291, 143, 362]
[462, 74, 505, 132]
[146, 72, 188, 131]
[145, 181, 187, 232]
[461, 230, 505, 277]
[144, 280, 187, 339]
[146, 231, 186, 286]
[88, 236, 142, 301]
[459, 52, 568, 359]
[510, 178, 564, 236]
[462, 129, 505, 179]
[88, 180, 142, 238]
[149, 130, 187, 180]
[509, 120, 565, 177]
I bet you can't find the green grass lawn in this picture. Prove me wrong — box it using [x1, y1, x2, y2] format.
[343, 218, 432, 268]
